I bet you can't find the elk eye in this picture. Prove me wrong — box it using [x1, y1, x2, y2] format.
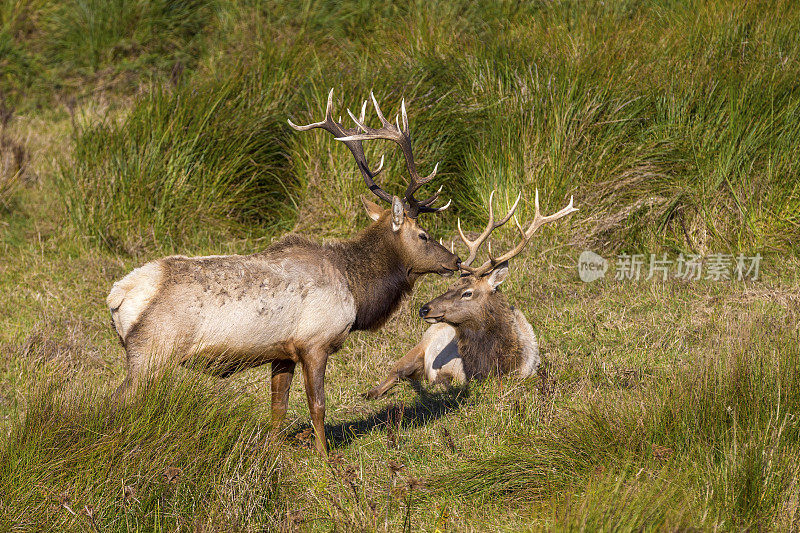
[461, 290, 473, 299]
[418, 233, 428, 242]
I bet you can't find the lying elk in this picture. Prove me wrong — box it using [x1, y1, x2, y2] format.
[107, 90, 460, 453]
[365, 190, 576, 399]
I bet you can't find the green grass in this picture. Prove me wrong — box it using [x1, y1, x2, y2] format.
[0, 0, 217, 108]
[432, 299, 800, 529]
[44, 0, 800, 254]
[44, 0, 214, 73]
[1, 373, 283, 531]
[1, 0, 799, 530]
[57, 61, 304, 254]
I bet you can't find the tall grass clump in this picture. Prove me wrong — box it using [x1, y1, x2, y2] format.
[10, 0, 799, 253]
[44, 0, 216, 74]
[0, 372, 285, 531]
[0, 0, 46, 105]
[1, 0, 221, 107]
[57, 52, 310, 254]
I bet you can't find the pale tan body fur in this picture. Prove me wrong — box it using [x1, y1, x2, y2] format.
[108, 252, 355, 376]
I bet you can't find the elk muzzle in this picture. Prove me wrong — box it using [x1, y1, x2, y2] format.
[419, 302, 444, 323]
[436, 252, 461, 277]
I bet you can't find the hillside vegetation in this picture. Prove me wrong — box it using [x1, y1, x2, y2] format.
[1, 0, 798, 530]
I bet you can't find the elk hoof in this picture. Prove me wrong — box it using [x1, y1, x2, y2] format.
[362, 388, 383, 400]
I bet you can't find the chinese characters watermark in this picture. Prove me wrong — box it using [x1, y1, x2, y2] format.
[579, 252, 761, 282]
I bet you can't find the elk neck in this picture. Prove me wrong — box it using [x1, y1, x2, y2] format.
[327, 221, 415, 332]
[455, 293, 522, 379]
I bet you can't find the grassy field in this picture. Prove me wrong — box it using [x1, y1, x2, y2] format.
[1, 0, 799, 530]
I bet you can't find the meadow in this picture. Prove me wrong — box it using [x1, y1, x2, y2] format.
[0, 0, 799, 530]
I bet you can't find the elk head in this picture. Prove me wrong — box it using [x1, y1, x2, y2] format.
[419, 190, 578, 326]
[359, 195, 460, 276]
[288, 89, 460, 276]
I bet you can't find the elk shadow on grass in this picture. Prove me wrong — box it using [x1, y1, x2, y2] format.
[290, 383, 471, 451]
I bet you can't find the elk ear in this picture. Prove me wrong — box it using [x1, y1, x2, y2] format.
[487, 262, 509, 290]
[391, 196, 404, 232]
[361, 195, 383, 222]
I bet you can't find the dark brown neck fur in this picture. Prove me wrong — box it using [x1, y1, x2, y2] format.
[325, 221, 415, 331]
[455, 293, 522, 379]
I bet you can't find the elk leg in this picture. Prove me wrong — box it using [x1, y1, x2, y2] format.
[270, 359, 296, 435]
[112, 350, 145, 404]
[301, 350, 329, 454]
[112, 374, 133, 404]
[364, 344, 425, 400]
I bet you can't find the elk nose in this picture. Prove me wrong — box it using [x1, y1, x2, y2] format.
[455, 258, 462, 268]
[419, 305, 431, 318]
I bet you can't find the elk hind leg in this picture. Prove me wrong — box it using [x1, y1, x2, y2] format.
[112, 351, 145, 405]
[111, 335, 163, 405]
[270, 359, 296, 438]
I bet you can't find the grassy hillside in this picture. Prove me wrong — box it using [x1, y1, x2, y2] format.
[1, 0, 799, 530]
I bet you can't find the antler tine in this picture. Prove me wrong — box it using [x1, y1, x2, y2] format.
[463, 190, 578, 276]
[335, 91, 445, 217]
[456, 218, 478, 266]
[418, 185, 442, 206]
[457, 191, 520, 268]
[416, 185, 443, 208]
[370, 91, 389, 126]
[288, 89, 393, 204]
[414, 184, 453, 214]
[287, 89, 333, 132]
[421, 198, 451, 213]
[358, 100, 367, 125]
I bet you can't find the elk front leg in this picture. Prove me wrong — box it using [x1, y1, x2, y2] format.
[364, 344, 425, 400]
[270, 359, 296, 436]
[301, 350, 329, 454]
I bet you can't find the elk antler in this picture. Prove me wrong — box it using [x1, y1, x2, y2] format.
[458, 190, 578, 276]
[335, 92, 450, 218]
[288, 89, 392, 205]
[457, 190, 521, 268]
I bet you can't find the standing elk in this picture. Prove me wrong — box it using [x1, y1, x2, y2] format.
[107, 90, 460, 453]
[364, 190, 576, 399]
